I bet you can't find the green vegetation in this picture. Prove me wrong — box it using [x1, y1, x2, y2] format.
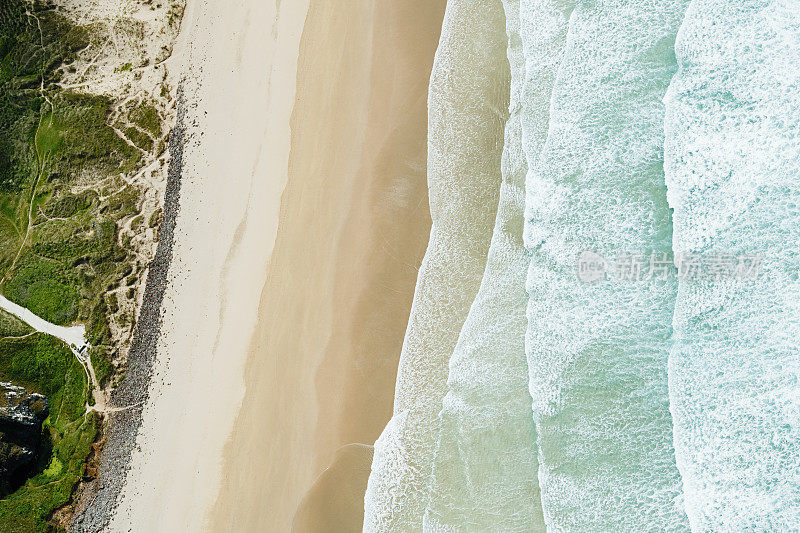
[0, 309, 32, 338]
[0, 2, 139, 345]
[0, 333, 98, 533]
[0, 1, 161, 529]
[148, 207, 162, 228]
[129, 101, 160, 138]
[121, 124, 153, 152]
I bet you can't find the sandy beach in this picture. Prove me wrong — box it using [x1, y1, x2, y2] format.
[210, 1, 445, 531]
[105, 0, 444, 531]
[107, 0, 311, 530]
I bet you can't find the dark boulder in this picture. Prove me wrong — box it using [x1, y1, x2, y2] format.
[0, 383, 49, 497]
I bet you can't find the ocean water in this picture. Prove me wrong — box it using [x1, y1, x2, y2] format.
[664, 0, 800, 528]
[366, 0, 800, 529]
[362, 1, 510, 530]
[522, 0, 690, 529]
[421, 0, 546, 530]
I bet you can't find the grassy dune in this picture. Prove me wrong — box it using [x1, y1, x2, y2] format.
[0, 2, 158, 529]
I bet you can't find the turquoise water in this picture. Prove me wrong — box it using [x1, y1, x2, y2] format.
[365, 1, 800, 530]
[665, 0, 800, 528]
[522, 0, 689, 529]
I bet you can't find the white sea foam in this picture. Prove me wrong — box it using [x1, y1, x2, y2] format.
[420, 0, 554, 529]
[362, 1, 510, 530]
[522, 0, 691, 529]
[664, 1, 800, 528]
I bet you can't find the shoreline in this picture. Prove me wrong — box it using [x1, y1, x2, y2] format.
[71, 90, 186, 532]
[209, 2, 444, 530]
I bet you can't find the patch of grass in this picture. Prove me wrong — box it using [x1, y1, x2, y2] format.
[43, 92, 139, 181]
[129, 214, 143, 231]
[0, 335, 74, 397]
[40, 191, 93, 219]
[148, 207, 162, 228]
[42, 456, 62, 478]
[89, 347, 113, 388]
[129, 102, 160, 138]
[0, 309, 31, 338]
[3, 258, 80, 326]
[35, 114, 62, 158]
[103, 186, 139, 219]
[122, 125, 153, 152]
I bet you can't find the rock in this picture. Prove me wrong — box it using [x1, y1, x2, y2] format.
[0, 383, 49, 497]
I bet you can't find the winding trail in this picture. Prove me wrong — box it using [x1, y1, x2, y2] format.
[0, 294, 109, 412]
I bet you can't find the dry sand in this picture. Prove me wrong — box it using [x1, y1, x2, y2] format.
[108, 0, 311, 530]
[209, 1, 445, 531]
[108, 0, 444, 531]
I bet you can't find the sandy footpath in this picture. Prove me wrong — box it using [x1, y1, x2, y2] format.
[107, 0, 311, 530]
[209, 1, 444, 532]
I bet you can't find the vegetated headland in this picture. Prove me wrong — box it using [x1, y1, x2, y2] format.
[0, 1, 182, 530]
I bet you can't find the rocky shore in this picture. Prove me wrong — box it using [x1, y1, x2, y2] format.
[0, 384, 49, 498]
[70, 89, 186, 533]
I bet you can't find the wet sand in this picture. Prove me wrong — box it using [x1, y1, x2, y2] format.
[209, 1, 445, 531]
[292, 444, 376, 533]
